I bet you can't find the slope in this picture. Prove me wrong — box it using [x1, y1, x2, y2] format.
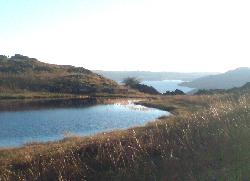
[0, 54, 128, 95]
[179, 67, 250, 89]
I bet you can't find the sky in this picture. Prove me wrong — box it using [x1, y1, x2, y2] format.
[1, 0, 250, 73]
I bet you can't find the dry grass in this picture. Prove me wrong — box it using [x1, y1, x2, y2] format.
[1, 93, 250, 180]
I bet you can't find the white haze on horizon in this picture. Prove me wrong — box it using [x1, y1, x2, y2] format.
[1, 0, 250, 73]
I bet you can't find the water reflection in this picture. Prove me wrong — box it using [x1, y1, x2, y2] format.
[0, 98, 98, 112]
[0, 99, 169, 148]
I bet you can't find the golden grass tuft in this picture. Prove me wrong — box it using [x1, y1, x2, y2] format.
[1, 93, 250, 180]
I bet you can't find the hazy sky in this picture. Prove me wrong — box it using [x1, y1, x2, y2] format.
[1, 0, 250, 72]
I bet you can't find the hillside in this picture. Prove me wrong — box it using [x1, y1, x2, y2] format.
[179, 67, 250, 89]
[93, 70, 219, 81]
[194, 82, 250, 95]
[0, 54, 129, 95]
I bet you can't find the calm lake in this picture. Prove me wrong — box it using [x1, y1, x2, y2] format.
[0, 99, 169, 148]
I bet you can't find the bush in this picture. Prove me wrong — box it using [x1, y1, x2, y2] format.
[163, 89, 185, 95]
[121, 77, 141, 87]
[131, 84, 160, 95]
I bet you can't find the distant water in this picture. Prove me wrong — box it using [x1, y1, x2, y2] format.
[118, 80, 193, 93]
[141, 80, 194, 93]
[0, 99, 169, 148]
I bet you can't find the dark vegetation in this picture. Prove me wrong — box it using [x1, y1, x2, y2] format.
[121, 76, 141, 87]
[1, 84, 250, 180]
[121, 76, 160, 95]
[0, 54, 133, 96]
[131, 83, 160, 95]
[121, 77, 185, 95]
[163, 89, 185, 95]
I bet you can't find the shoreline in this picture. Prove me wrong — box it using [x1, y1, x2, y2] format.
[0, 97, 169, 148]
[1, 93, 246, 180]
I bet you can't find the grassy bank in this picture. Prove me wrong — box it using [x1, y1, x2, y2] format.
[0, 92, 90, 100]
[1, 93, 250, 180]
[0, 89, 151, 101]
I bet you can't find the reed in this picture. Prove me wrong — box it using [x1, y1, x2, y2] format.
[1, 93, 250, 180]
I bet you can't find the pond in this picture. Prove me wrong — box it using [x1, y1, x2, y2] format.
[0, 98, 169, 148]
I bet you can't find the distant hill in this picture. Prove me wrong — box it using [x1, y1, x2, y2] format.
[92, 70, 219, 82]
[179, 67, 250, 89]
[194, 82, 250, 95]
[0, 54, 128, 95]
